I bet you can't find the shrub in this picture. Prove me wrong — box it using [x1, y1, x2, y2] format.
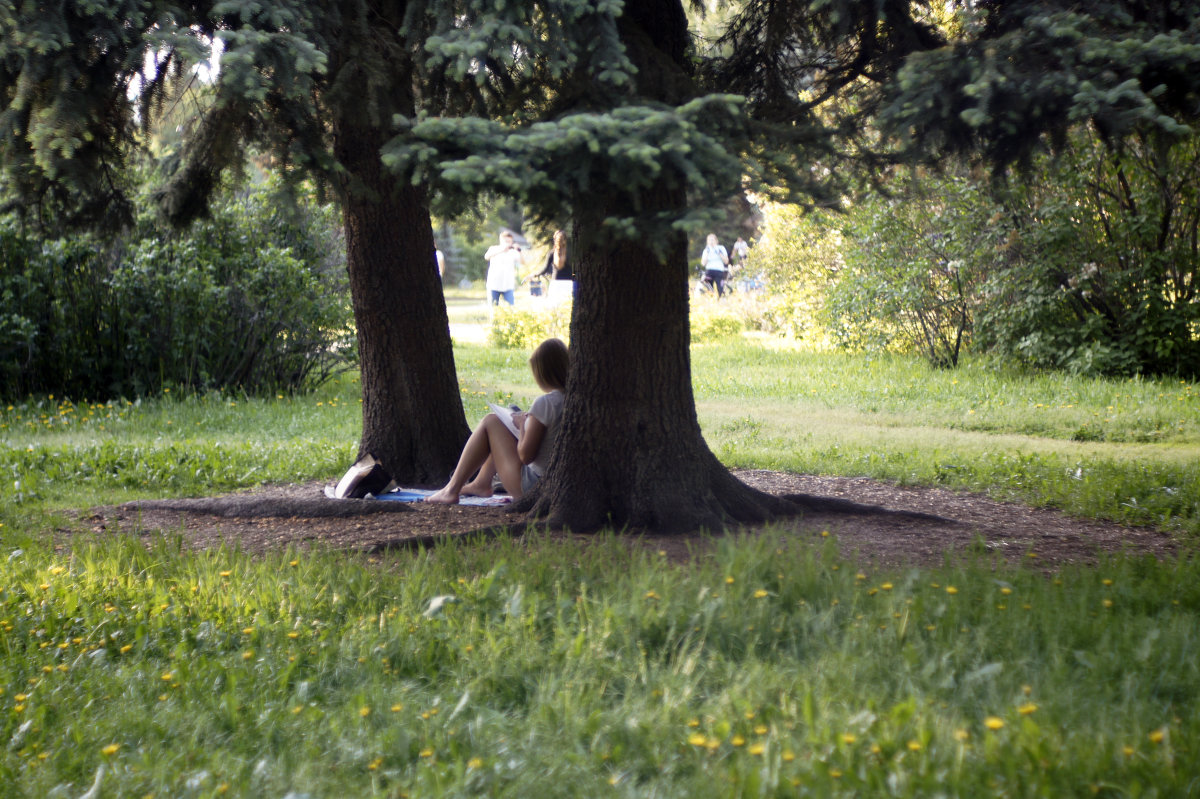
[825, 177, 995, 368]
[690, 308, 744, 343]
[488, 303, 572, 349]
[0, 183, 353, 399]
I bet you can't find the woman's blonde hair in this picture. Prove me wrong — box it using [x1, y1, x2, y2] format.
[529, 338, 569, 392]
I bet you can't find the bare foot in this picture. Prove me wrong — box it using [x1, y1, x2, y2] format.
[460, 479, 494, 498]
[425, 487, 461, 505]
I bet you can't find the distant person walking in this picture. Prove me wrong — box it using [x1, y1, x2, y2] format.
[700, 233, 730, 297]
[484, 230, 523, 306]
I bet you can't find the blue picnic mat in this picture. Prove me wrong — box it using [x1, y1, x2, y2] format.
[374, 488, 511, 507]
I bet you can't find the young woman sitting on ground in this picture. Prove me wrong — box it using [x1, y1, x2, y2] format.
[427, 338, 568, 504]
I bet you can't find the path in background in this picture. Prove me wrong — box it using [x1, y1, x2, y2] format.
[445, 293, 490, 344]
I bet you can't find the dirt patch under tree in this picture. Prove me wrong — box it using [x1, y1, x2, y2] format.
[76, 470, 1179, 572]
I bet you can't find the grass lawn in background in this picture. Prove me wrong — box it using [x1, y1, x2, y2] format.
[1, 335, 1198, 796]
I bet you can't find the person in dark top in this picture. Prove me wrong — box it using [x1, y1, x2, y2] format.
[535, 230, 571, 281]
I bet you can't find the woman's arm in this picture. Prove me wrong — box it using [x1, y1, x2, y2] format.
[517, 414, 546, 464]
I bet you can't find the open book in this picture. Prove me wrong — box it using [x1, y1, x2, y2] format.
[488, 403, 522, 438]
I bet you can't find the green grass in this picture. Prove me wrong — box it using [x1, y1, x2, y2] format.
[1, 535, 1196, 797]
[2, 335, 1199, 795]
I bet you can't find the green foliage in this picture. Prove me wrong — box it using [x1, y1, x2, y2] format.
[690, 304, 745, 343]
[0, 183, 353, 399]
[824, 176, 996, 367]
[488, 304, 571, 350]
[751, 202, 841, 343]
[881, 2, 1200, 172]
[759, 126, 1200, 377]
[975, 132, 1200, 377]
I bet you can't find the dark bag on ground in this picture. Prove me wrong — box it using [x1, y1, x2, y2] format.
[332, 454, 396, 498]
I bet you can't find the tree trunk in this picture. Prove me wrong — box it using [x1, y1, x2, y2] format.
[335, 120, 470, 485]
[520, 190, 797, 532]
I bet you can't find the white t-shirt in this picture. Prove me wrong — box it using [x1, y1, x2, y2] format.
[527, 389, 564, 477]
[701, 245, 728, 272]
[485, 245, 521, 292]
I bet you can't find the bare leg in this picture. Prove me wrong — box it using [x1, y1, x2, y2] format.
[462, 456, 496, 497]
[427, 415, 523, 504]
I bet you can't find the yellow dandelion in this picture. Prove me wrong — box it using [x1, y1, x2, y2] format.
[292, 706, 303, 715]
[753, 589, 769, 599]
[1102, 579, 1113, 586]
[782, 750, 796, 762]
[841, 733, 856, 744]
[1018, 703, 1038, 715]
[725, 576, 735, 585]
[954, 729, 970, 742]
[1123, 746, 1134, 756]
[391, 704, 403, 713]
[946, 586, 958, 595]
[704, 737, 720, 751]
[1103, 599, 1114, 608]
[820, 531, 829, 538]
[748, 743, 765, 756]
[881, 583, 893, 591]
[468, 757, 484, 769]
[242, 650, 254, 660]
[289, 560, 299, 567]
[855, 572, 867, 581]
[829, 769, 843, 778]
[219, 571, 232, 578]
[687, 719, 700, 728]
[754, 724, 768, 735]
[1000, 587, 1012, 595]
[731, 735, 746, 747]
[367, 757, 383, 771]
[688, 733, 707, 747]
[161, 672, 174, 681]
[984, 717, 1005, 731]
[907, 740, 922, 751]
[359, 706, 371, 717]
[644, 591, 660, 600]
[287, 632, 300, 639]
[419, 748, 434, 758]
[1149, 729, 1165, 744]
[101, 743, 120, 756]
[242, 627, 255, 635]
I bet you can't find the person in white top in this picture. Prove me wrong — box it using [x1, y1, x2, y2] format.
[427, 338, 568, 504]
[484, 230, 523, 305]
[700, 233, 730, 297]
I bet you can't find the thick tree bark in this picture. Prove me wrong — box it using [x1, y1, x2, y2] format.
[334, 120, 470, 485]
[520, 191, 798, 532]
[515, 0, 797, 532]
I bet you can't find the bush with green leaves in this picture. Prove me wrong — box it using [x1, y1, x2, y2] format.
[488, 303, 571, 349]
[824, 176, 997, 367]
[689, 302, 745, 343]
[748, 202, 841, 344]
[975, 131, 1200, 378]
[0, 184, 353, 399]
